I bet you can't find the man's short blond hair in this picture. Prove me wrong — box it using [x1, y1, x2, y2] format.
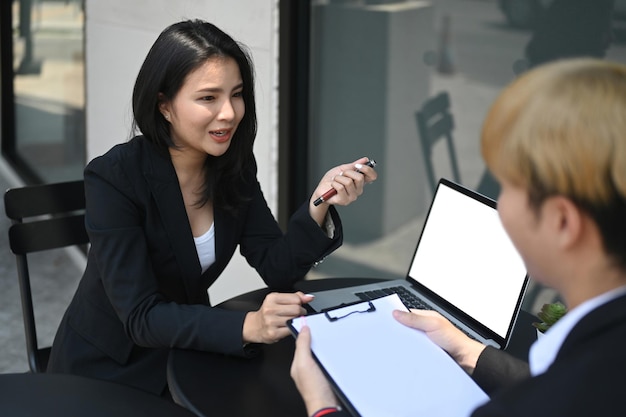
[481, 58, 626, 268]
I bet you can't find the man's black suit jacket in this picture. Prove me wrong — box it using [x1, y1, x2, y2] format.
[473, 292, 626, 416]
[47, 136, 343, 394]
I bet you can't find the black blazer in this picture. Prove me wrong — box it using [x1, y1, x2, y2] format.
[472, 346, 530, 396]
[47, 137, 343, 394]
[473, 293, 626, 416]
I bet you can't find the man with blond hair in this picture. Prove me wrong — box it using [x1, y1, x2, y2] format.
[291, 58, 626, 417]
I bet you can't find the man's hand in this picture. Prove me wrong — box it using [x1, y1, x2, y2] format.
[393, 309, 487, 374]
[290, 325, 340, 415]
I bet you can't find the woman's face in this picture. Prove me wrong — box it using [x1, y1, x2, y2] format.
[160, 56, 245, 158]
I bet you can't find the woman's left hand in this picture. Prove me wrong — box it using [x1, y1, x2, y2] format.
[309, 157, 378, 225]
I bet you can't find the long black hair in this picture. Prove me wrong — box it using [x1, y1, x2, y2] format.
[132, 19, 257, 213]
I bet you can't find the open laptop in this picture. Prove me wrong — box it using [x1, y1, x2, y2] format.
[307, 178, 529, 350]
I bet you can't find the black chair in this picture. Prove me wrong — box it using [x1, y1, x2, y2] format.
[415, 91, 461, 196]
[415, 91, 500, 200]
[4, 180, 88, 373]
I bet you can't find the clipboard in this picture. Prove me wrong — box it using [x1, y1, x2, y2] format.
[288, 294, 489, 417]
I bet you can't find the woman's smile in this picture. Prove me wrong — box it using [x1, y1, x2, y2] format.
[209, 128, 233, 143]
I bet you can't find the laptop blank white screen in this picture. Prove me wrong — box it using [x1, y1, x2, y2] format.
[407, 182, 527, 339]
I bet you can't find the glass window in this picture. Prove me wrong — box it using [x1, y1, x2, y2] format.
[303, 0, 625, 313]
[11, 0, 85, 182]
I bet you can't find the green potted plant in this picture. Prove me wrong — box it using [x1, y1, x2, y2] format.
[532, 301, 568, 336]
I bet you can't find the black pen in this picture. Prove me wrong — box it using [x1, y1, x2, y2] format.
[313, 159, 377, 206]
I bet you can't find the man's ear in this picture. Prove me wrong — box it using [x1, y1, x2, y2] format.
[549, 196, 584, 249]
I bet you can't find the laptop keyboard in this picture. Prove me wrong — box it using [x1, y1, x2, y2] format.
[355, 286, 479, 341]
[354, 286, 434, 310]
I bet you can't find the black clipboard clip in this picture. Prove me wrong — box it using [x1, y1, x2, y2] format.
[324, 301, 376, 322]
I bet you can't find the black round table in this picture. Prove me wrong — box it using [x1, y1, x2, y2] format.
[0, 372, 197, 417]
[167, 278, 385, 417]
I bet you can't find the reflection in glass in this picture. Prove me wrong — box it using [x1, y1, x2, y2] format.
[12, 0, 85, 182]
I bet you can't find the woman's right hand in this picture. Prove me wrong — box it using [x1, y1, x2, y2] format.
[242, 292, 313, 344]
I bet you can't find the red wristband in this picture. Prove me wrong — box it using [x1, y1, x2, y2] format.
[312, 407, 341, 417]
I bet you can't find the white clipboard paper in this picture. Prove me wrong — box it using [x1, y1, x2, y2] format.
[289, 294, 489, 417]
